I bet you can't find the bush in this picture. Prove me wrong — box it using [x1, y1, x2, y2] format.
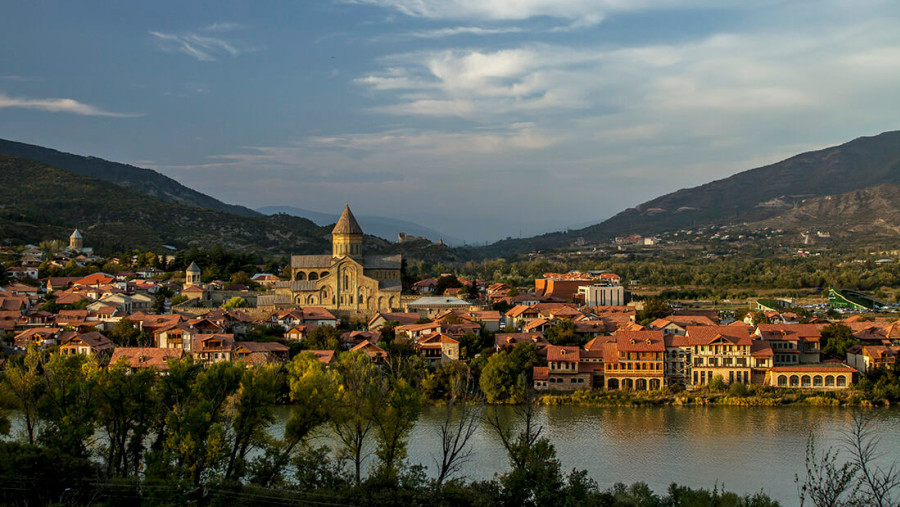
[728, 382, 748, 397]
[708, 375, 726, 392]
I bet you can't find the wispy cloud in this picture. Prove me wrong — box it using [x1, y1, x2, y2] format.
[201, 22, 244, 32]
[347, 0, 736, 29]
[149, 26, 258, 61]
[0, 91, 141, 117]
[403, 26, 525, 39]
[2, 75, 37, 82]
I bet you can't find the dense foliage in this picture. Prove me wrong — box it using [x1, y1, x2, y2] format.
[0, 346, 784, 505]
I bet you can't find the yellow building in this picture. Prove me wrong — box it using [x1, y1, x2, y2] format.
[260, 205, 403, 317]
[686, 326, 753, 386]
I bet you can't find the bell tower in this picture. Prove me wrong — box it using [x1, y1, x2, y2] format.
[332, 204, 363, 258]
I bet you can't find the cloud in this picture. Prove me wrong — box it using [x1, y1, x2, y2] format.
[150, 28, 257, 61]
[347, 0, 736, 26]
[0, 92, 141, 117]
[2, 75, 36, 82]
[402, 26, 525, 39]
[201, 22, 244, 32]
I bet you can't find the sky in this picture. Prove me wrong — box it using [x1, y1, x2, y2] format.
[2, 1, 900, 243]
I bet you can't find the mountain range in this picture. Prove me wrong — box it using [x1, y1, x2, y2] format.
[2, 131, 900, 258]
[478, 130, 900, 255]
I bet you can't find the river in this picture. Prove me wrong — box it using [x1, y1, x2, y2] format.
[296, 405, 900, 504]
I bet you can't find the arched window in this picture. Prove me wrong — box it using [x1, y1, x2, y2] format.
[778, 375, 787, 387]
[309, 272, 319, 281]
[825, 375, 835, 387]
[836, 376, 846, 387]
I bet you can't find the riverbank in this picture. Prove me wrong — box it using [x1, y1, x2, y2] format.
[539, 385, 890, 407]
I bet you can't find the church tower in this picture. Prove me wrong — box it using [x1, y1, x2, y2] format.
[69, 229, 83, 250]
[332, 204, 363, 258]
[185, 261, 201, 287]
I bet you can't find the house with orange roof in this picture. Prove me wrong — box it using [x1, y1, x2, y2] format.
[494, 332, 549, 353]
[189, 333, 235, 364]
[59, 331, 114, 357]
[603, 330, 666, 390]
[750, 340, 775, 384]
[534, 345, 594, 391]
[414, 332, 460, 365]
[754, 324, 821, 365]
[110, 347, 183, 374]
[341, 330, 382, 349]
[305, 349, 337, 365]
[154, 322, 196, 349]
[846, 345, 899, 375]
[74, 273, 116, 288]
[367, 312, 421, 330]
[350, 339, 387, 362]
[650, 315, 717, 335]
[233, 341, 290, 364]
[13, 327, 62, 349]
[285, 324, 314, 342]
[673, 309, 719, 323]
[686, 326, 753, 386]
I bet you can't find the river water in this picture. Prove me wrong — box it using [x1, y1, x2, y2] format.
[13, 405, 898, 504]
[309, 405, 900, 504]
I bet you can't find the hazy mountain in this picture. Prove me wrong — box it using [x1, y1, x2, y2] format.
[0, 138, 260, 217]
[476, 130, 900, 256]
[257, 206, 465, 246]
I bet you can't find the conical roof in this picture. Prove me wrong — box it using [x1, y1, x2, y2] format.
[332, 204, 363, 235]
[70, 229, 82, 239]
[186, 261, 201, 273]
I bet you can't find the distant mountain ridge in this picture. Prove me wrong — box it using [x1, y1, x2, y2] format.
[0, 155, 329, 254]
[0, 138, 260, 217]
[477, 130, 900, 255]
[258, 206, 465, 246]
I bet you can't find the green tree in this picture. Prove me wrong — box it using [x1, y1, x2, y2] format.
[223, 365, 282, 482]
[480, 351, 526, 404]
[821, 323, 856, 359]
[107, 319, 149, 347]
[332, 351, 382, 485]
[2, 346, 43, 444]
[304, 325, 341, 351]
[372, 377, 422, 480]
[637, 297, 672, 324]
[546, 319, 578, 346]
[250, 352, 340, 487]
[434, 275, 463, 296]
[163, 361, 243, 487]
[94, 361, 156, 476]
[223, 296, 249, 309]
[37, 353, 97, 458]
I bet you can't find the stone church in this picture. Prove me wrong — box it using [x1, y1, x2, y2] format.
[260, 205, 403, 316]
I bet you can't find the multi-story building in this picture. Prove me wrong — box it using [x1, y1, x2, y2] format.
[534, 344, 595, 391]
[663, 334, 691, 387]
[754, 324, 821, 365]
[604, 330, 665, 390]
[686, 326, 753, 386]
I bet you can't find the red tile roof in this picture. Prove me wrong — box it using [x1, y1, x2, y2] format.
[686, 326, 752, 346]
[547, 345, 581, 362]
[614, 330, 665, 352]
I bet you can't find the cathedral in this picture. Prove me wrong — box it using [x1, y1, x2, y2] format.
[264, 205, 403, 315]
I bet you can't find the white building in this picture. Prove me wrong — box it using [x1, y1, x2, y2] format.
[579, 284, 625, 307]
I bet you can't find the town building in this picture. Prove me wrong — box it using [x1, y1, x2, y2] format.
[262, 205, 402, 317]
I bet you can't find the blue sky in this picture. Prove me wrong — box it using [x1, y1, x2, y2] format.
[2, 0, 900, 243]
